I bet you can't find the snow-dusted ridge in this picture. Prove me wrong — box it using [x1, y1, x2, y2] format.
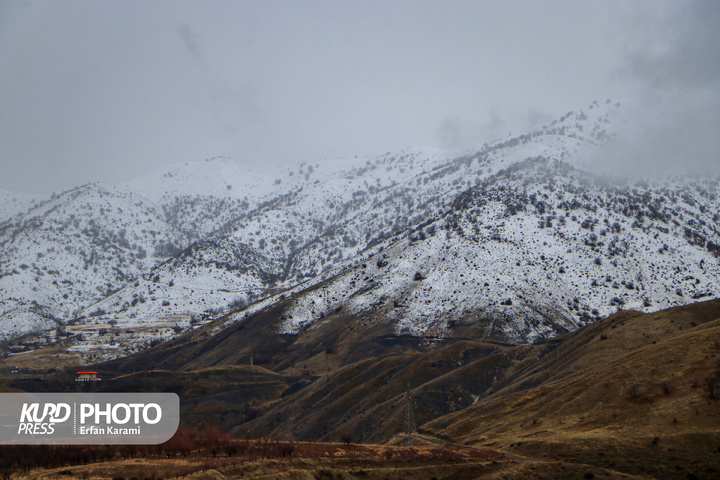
[2, 100, 719, 357]
[274, 156, 719, 343]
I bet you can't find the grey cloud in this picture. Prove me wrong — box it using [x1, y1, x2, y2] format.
[437, 118, 465, 150]
[175, 22, 262, 150]
[0, 1, 691, 193]
[436, 116, 504, 151]
[209, 80, 262, 138]
[177, 24, 203, 64]
[600, 101, 720, 177]
[628, 0, 720, 90]
[607, 0, 720, 176]
[437, 109, 554, 152]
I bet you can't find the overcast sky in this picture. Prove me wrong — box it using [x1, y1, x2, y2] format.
[0, 0, 717, 194]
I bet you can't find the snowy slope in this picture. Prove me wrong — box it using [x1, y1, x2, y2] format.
[121, 156, 265, 201]
[275, 157, 720, 344]
[121, 156, 274, 241]
[84, 102, 621, 327]
[3, 100, 719, 356]
[0, 183, 187, 340]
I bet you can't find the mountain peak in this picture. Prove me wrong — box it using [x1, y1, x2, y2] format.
[1, 101, 717, 361]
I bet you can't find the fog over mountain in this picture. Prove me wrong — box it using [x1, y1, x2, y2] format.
[608, 0, 720, 176]
[1, 100, 718, 366]
[2, 1, 717, 194]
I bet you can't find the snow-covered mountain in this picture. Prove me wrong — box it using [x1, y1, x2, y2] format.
[270, 156, 720, 344]
[0, 183, 189, 338]
[2, 100, 719, 355]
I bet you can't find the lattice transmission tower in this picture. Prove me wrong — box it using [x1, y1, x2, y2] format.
[404, 385, 416, 434]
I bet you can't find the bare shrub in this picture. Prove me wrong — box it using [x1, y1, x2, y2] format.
[339, 431, 355, 445]
[627, 383, 641, 399]
[703, 374, 718, 399]
[225, 442, 240, 457]
[660, 379, 673, 395]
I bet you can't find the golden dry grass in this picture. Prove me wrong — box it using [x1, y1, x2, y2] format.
[426, 302, 720, 478]
[15, 440, 649, 480]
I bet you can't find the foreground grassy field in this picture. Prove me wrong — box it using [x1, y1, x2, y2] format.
[6, 438, 654, 480]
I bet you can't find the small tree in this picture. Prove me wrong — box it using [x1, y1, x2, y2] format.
[660, 379, 672, 395]
[627, 383, 640, 399]
[703, 374, 718, 399]
[224, 442, 239, 456]
[339, 431, 355, 445]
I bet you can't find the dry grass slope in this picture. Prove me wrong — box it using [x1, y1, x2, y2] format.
[427, 300, 720, 479]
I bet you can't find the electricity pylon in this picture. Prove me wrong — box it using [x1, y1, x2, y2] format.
[404, 384, 416, 435]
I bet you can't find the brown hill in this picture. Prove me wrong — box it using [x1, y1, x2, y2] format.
[6, 296, 720, 478]
[426, 300, 720, 479]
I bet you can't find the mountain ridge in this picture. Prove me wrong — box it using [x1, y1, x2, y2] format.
[1, 101, 719, 357]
